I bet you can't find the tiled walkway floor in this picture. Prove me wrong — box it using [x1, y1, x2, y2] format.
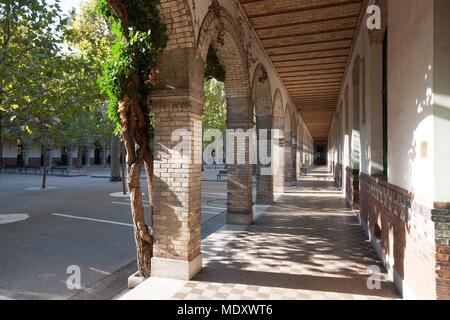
[120, 167, 399, 300]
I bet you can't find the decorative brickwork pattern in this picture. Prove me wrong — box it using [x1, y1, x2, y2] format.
[432, 204, 450, 300]
[359, 173, 438, 299]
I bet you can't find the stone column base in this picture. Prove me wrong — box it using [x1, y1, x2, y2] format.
[151, 255, 202, 281]
[227, 212, 253, 225]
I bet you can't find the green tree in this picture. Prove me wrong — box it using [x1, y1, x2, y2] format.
[0, 0, 116, 188]
[64, 0, 118, 176]
[203, 79, 227, 167]
[0, 0, 80, 187]
[203, 78, 226, 149]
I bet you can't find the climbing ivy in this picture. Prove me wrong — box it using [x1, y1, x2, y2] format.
[96, 0, 168, 132]
[205, 46, 226, 83]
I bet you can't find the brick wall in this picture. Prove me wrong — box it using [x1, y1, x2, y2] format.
[159, 0, 195, 50]
[359, 173, 440, 299]
[433, 203, 450, 300]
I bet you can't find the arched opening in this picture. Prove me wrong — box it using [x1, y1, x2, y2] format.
[150, 3, 253, 278]
[272, 90, 285, 193]
[284, 106, 292, 187]
[198, 7, 253, 225]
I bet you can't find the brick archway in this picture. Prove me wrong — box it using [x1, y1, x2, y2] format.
[198, 3, 253, 225]
[198, 3, 250, 97]
[252, 63, 273, 204]
[273, 89, 285, 193]
[150, 1, 255, 279]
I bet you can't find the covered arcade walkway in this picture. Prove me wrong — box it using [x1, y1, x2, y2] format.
[120, 168, 398, 300]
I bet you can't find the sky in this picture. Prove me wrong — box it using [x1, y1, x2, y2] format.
[57, 0, 83, 14]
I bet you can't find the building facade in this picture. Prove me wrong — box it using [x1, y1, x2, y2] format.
[0, 138, 111, 168]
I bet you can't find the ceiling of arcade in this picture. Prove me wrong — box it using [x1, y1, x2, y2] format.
[238, 0, 365, 141]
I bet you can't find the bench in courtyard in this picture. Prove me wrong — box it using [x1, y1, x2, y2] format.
[50, 166, 69, 176]
[217, 169, 228, 181]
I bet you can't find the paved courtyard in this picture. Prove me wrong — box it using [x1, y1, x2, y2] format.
[0, 167, 236, 300]
[120, 168, 399, 300]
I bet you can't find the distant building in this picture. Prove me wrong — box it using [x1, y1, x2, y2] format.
[1, 138, 112, 168]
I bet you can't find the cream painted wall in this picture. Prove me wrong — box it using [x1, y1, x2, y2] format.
[433, 0, 450, 202]
[388, 0, 435, 201]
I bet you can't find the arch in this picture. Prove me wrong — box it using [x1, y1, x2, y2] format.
[272, 89, 285, 193]
[251, 63, 273, 204]
[159, 0, 196, 49]
[273, 90, 284, 131]
[251, 63, 272, 119]
[198, 4, 250, 97]
[197, 3, 253, 224]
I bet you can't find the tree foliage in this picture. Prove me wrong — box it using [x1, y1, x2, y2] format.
[0, 0, 114, 151]
[96, 0, 168, 132]
[203, 78, 226, 148]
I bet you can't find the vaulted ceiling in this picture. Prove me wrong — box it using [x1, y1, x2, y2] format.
[239, 0, 365, 141]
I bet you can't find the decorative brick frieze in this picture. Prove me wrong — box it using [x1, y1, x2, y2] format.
[358, 173, 450, 299]
[345, 166, 360, 209]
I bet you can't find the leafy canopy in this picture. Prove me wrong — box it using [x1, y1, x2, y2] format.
[96, 0, 168, 132]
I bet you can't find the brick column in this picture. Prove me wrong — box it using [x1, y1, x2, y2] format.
[256, 115, 273, 205]
[226, 96, 254, 225]
[150, 48, 203, 280]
